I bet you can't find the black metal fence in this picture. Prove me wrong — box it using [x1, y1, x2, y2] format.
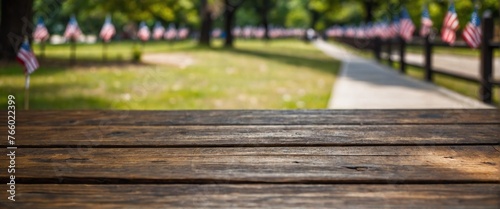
[335, 11, 499, 104]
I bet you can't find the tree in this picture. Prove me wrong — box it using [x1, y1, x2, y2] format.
[199, 0, 213, 46]
[223, 0, 245, 47]
[254, 0, 274, 40]
[0, 0, 35, 60]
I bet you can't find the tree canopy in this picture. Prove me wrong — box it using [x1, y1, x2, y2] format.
[1, 0, 499, 58]
[28, 0, 499, 34]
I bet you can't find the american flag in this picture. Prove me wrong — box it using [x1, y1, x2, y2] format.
[99, 15, 115, 42]
[389, 17, 400, 39]
[462, 9, 481, 48]
[382, 19, 392, 39]
[399, 7, 415, 41]
[345, 26, 356, 38]
[355, 26, 366, 39]
[212, 28, 222, 38]
[232, 27, 242, 37]
[373, 22, 386, 39]
[178, 27, 189, 40]
[441, 2, 459, 45]
[137, 22, 150, 42]
[16, 40, 39, 75]
[420, 5, 433, 37]
[152, 21, 165, 40]
[164, 24, 177, 40]
[33, 17, 50, 42]
[64, 15, 82, 41]
[243, 26, 252, 38]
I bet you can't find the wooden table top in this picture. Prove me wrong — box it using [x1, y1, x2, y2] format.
[2, 109, 500, 208]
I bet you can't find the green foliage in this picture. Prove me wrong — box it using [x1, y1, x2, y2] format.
[132, 44, 142, 63]
[285, 0, 310, 28]
[33, 0, 199, 34]
[30, 0, 500, 36]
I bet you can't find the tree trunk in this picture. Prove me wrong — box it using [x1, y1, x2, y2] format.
[223, 0, 236, 48]
[0, 0, 34, 60]
[199, 0, 212, 46]
[261, 0, 270, 40]
[310, 10, 320, 30]
[364, 0, 374, 23]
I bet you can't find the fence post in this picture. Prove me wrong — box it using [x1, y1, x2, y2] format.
[480, 11, 493, 104]
[424, 35, 433, 82]
[373, 37, 381, 61]
[387, 39, 393, 66]
[399, 37, 406, 73]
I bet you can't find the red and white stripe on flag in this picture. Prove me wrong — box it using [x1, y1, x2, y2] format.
[152, 22, 165, 40]
[100, 25, 115, 42]
[34, 25, 49, 41]
[420, 6, 433, 37]
[100, 17, 116, 42]
[399, 8, 415, 41]
[441, 3, 459, 44]
[462, 10, 481, 48]
[16, 41, 39, 75]
[64, 16, 82, 41]
[137, 23, 150, 42]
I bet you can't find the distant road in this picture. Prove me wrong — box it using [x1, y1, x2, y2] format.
[389, 53, 500, 81]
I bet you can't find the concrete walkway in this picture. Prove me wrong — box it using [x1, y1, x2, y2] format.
[314, 40, 494, 109]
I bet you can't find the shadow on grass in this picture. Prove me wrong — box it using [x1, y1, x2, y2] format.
[0, 83, 113, 110]
[227, 47, 340, 76]
[0, 59, 152, 76]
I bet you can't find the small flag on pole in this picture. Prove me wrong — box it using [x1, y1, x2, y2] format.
[33, 17, 50, 42]
[137, 22, 150, 42]
[100, 15, 116, 42]
[64, 15, 82, 41]
[441, 1, 459, 45]
[399, 7, 415, 41]
[178, 27, 190, 40]
[462, 8, 481, 48]
[152, 21, 165, 40]
[164, 24, 177, 40]
[420, 5, 433, 37]
[16, 40, 39, 75]
[17, 39, 39, 110]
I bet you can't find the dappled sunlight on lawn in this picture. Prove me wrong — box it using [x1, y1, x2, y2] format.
[0, 40, 340, 110]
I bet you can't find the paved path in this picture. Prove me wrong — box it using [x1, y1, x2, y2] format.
[314, 40, 494, 109]
[387, 53, 500, 81]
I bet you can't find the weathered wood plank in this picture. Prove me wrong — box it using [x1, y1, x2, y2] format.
[13, 109, 500, 126]
[3, 184, 499, 209]
[4, 146, 499, 183]
[10, 125, 500, 147]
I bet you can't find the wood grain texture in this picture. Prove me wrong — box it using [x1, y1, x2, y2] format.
[3, 184, 499, 209]
[4, 110, 499, 208]
[13, 109, 500, 126]
[10, 124, 500, 147]
[3, 146, 499, 183]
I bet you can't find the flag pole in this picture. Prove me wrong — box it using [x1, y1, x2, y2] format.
[24, 73, 30, 110]
[41, 40, 46, 61]
[103, 41, 107, 62]
[70, 38, 76, 65]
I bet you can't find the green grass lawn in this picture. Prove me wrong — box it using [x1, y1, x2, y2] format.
[0, 39, 340, 110]
[33, 40, 195, 62]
